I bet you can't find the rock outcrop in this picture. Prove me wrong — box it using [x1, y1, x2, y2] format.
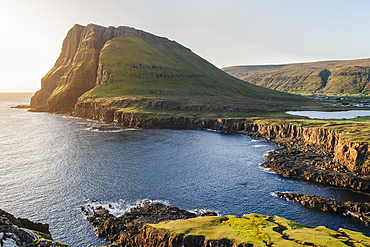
[84, 202, 370, 246]
[81, 202, 229, 247]
[262, 146, 370, 191]
[276, 192, 370, 225]
[30, 24, 182, 113]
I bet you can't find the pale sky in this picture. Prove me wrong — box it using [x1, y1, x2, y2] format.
[1, 0, 370, 92]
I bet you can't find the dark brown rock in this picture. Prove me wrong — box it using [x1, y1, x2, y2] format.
[85, 202, 234, 247]
[276, 192, 370, 224]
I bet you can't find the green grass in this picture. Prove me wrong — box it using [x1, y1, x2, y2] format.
[151, 214, 369, 246]
[249, 116, 370, 143]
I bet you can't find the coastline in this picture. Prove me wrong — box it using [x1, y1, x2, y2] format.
[70, 102, 370, 224]
[25, 101, 370, 190]
[17, 102, 370, 245]
[83, 201, 370, 246]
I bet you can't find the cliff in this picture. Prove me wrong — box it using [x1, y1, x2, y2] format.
[222, 59, 370, 94]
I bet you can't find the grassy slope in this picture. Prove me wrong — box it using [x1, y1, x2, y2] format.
[222, 58, 370, 94]
[151, 214, 370, 246]
[79, 34, 320, 118]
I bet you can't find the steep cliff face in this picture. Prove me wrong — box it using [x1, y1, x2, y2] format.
[244, 123, 370, 175]
[30, 24, 85, 110]
[31, 24, 179, 113]
[31, 23, 105, 113]
[0, 209, 65, 247]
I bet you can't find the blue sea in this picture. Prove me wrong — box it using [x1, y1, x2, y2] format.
[1, 93, 370, 246]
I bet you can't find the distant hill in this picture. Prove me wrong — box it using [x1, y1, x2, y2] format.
[31, 24, 309, 115]
[222, 59, 370, 94]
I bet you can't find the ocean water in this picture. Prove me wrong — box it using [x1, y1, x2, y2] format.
[1, 93, 370, 246]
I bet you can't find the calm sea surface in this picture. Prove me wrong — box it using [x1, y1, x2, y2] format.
[1, 93, 370, 246]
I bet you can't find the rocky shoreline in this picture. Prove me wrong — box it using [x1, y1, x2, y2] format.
[276, 192, 370, 225]
[81, 202, 219, 246]
[261, 145, 370, 192]
[27, 100, 370, 193]
[82, 201, 370, 247]
[70, 103, 370, 226]
[25, 101, 370, 239]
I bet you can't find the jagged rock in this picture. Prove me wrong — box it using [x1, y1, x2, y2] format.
[84, 202, 231, 246]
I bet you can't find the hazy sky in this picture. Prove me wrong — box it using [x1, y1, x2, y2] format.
[1, 0, 370, 92]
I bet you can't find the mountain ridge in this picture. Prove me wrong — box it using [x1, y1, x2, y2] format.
[222, 58, 370, 94]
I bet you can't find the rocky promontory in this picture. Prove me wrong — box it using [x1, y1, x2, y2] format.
[276, 192, 370, 225]
[83, 202, 370, 246]
[81, 202, 218, 246]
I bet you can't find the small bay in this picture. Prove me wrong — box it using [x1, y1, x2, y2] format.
[1, 93, 370, 247]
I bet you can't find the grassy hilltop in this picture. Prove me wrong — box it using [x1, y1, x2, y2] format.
[222, 59, 370, 95]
